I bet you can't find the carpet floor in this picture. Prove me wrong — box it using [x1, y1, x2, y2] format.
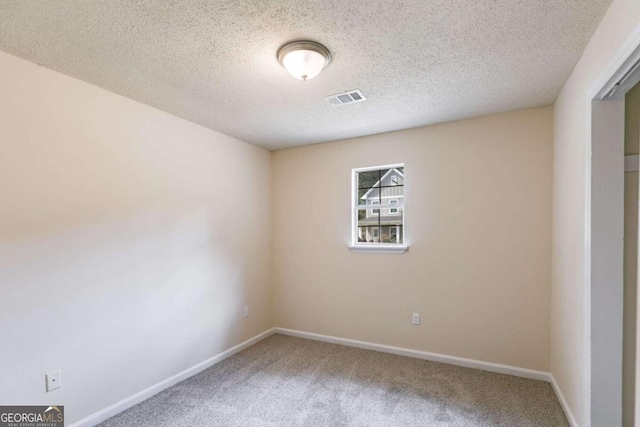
[99, 334, 568, 426]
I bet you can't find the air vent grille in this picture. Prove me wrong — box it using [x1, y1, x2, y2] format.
[325, 89, 366, 106]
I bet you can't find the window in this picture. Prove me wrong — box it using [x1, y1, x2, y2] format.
[350, 164, 406, 253]
[389, 199, 399, 214]
[390, 226, 399, 243]
[370, 200, 380, 214]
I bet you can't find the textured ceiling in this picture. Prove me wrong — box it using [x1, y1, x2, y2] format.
[0, 0, 612, 150]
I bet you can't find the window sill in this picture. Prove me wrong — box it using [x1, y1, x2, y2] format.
[348, 245, 408, 254]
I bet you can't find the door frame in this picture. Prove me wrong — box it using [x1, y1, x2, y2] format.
[586, 25, 640, 427]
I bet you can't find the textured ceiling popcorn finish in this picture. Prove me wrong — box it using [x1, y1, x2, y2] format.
[0, 0, 612, 150]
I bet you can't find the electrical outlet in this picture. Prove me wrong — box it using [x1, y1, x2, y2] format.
[46, 370, 61, 392]
[243, 306, 249, 318]
[412, 313, 420, 325]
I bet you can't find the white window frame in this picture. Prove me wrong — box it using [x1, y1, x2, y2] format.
[349, 163, 407, 254]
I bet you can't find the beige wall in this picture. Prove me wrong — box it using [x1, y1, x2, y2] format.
[0, 51, 273, 424]
[551, 1, 640, 425]
[272, 106, 553, 371]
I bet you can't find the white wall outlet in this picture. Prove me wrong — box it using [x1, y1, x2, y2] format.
[46, 370, 61, 392]
[412, 313, 420, 325]
[243, 306, 249, 318]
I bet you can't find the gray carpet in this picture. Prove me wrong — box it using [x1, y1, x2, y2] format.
[99, 334, 569, 426]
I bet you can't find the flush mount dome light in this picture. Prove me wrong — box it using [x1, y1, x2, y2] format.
[277, 40, 331, 81]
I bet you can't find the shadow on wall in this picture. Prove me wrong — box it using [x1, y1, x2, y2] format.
[0, 208, 245, 422]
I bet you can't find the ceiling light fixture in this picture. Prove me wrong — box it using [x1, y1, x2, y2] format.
[277, 40, 331, 81]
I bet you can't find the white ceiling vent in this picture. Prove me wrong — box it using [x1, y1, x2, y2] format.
[324, 89, 366, 106]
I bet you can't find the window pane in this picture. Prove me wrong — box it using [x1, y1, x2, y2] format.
[354, 165, 404, 246]
[378, 184, 403, 200]
[357, 209, 403, 244]
[357, 187, 371, 203]
[383, 225, 403, 244]
[357, 226, 381, 243]
[378, 197, 403, 216]
[357, 168, 404, 207]
[378, 196, 403, 207]
[380, 221, 403, 243]
[358, 169, 394, 189]
[358, 170, 382, 190]
[357, 209, 379, 243]
[357, 209, 379, 226]
[370, 200, 380, 214]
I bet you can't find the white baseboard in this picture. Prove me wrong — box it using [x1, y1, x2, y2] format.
[69, 326, 578, 427]
[69, 328, 276, 427]
[274, 327, 550, 381]
[549, 373, 579, 427]
[275, 328, 579, 425]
